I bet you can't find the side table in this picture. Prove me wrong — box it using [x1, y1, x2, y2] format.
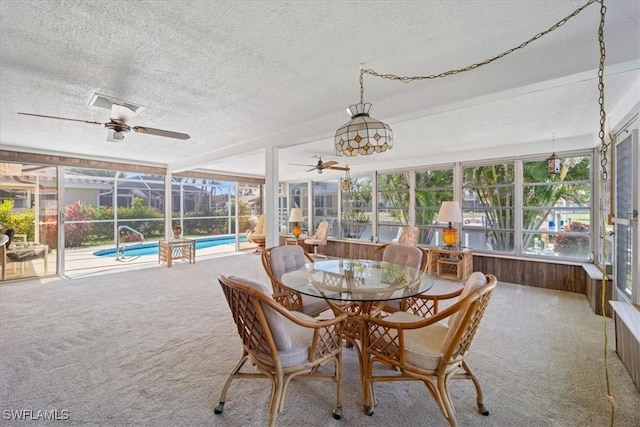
[159, 239, 196, 268]
[428, 246, 473, 281]
[285, 234, 308, 246]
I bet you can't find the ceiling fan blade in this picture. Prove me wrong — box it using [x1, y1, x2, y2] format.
[327, 165, 350, 171]
[306, 167, 317, 172]
[322, 160, 338, 167]
[17, 112, 103, 126]
[289, 163, 315, 167]
[132, 126, 190, 140]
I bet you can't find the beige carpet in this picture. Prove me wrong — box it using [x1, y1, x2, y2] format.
[1, 253, 639, 426]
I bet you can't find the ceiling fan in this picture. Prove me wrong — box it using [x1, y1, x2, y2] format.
[17, 104, 190, 141]
[291, 156, 350, 174]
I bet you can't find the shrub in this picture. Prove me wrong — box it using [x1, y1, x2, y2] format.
[63, 201, 93, 247]
[553, 221, 589, 257]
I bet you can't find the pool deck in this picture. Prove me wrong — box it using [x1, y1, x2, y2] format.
[1, 237, 259, 281]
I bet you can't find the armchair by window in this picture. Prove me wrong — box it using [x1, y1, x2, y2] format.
[246, 214, 266, 252]
[304, 220, 329, 258]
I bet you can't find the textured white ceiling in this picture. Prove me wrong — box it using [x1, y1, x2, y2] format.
[1, 0, 638, 181]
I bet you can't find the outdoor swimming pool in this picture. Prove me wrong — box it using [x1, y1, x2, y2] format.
[92, 235, 247, 257]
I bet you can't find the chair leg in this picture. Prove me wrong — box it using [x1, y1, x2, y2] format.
[436, 372, 458, 427]
[332, 353, 343, 420]
[421, 378, 451, 422]
[269, 374, 284, 427]
[460, 360, 489, 415]
[214, 352, 250, 414]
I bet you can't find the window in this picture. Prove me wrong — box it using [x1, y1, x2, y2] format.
[341, 175, 372, 240]
[377, 172, 410, 242]
[312, 180, 338, 236]
[463, 163, 515, 252]
[289, 182, 309, 234]
[522, 156, 591, 260]
[415, 168, 454, 245]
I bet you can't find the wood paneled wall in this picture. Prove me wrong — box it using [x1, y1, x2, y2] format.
[315, 238, 589, 294]
[473, 255, 587, 294]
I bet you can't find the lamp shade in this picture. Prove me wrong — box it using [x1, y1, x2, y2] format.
[289, 208, 303, 223]
[334, 103, 393, 157]
[437, 201, 462, 223]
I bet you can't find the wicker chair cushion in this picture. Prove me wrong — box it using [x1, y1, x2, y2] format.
[228, 276, 292, 351]
[279, 311, 316, 368]
[381, 245, 422, 270]
[379, 311, 454, 371]
[268, 245, 306, 280]
[300, 294, 330, 316]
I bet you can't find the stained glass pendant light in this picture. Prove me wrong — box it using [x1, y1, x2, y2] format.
[334, 102, 393, 156]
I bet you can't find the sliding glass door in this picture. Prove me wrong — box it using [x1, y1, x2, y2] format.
[614, 129, 639, 304]
[0, 162, 58, 281]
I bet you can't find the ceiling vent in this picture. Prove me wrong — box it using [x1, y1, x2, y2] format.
[88, 93, 145, 114]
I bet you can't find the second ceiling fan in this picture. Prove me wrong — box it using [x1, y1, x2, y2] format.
[291, 156, 350, 174]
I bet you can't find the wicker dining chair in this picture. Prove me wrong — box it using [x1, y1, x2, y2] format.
[215, 275, 347, 427]
[368, 243, 429, 314]
[360, 272, 497, 426]
[261, 245, 329, 317]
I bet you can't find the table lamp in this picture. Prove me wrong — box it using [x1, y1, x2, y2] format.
[289, 208, 303, 238]
[438, 201, 462, 247]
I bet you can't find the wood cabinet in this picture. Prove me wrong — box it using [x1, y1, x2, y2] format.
[428, 247, 473, 281]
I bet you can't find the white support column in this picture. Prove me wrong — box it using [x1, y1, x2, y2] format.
[265, 146, 279, 248]
[165, 172, 173, 240]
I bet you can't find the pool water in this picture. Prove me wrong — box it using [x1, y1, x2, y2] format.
[92, 236, 247, 257]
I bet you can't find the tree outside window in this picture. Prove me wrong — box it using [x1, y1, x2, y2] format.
[377, 173, 409, 242]
[341, 176, 372, 240]
[463, 163, 515, 252]
[523, 156, 591, 259]
[415, 169, 454, 245]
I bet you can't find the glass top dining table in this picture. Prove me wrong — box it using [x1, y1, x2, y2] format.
[282, 258, 435, 412]
[280, 258, 435, 303]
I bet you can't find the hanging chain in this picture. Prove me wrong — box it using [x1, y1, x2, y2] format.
[358, 0, 598, 100]
[592, 2, 615, 426]
[598, 0, 609, 181]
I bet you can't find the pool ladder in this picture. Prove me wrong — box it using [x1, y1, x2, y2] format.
[116, 226, 144, 261]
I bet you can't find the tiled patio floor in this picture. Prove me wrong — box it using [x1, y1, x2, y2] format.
[1, 238, 259, 281]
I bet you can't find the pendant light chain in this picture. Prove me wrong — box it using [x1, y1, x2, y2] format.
[595, 1, 615, 426]
[358, 0, 599, 99]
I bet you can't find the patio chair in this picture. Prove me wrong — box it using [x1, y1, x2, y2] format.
[361, 272, 498, 426]
[304, 220, 329, 258]
[0, 228, 48, 277]
[246, 214, 266, 252]
[261, 245, 330, 317]
[215, 275, 347, 427]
